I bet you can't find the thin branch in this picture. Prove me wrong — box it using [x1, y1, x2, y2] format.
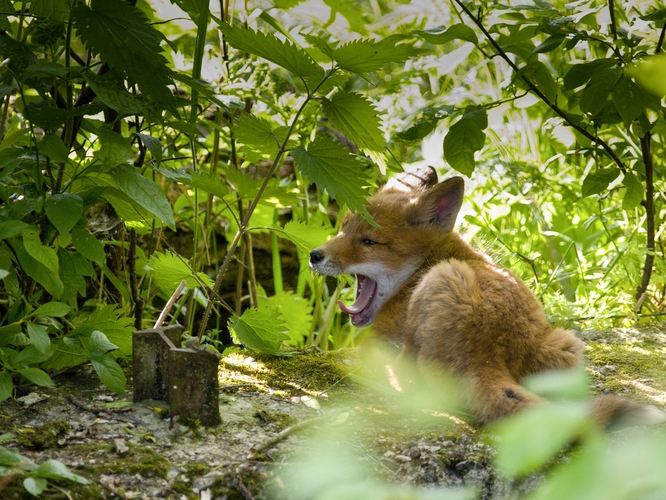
[635, 132, 655, 305]
[452, 0, 627, 173]
[608, 0, 618, 41]
[657, 21, 666, 54]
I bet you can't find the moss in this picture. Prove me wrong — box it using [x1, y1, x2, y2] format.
[586, 342, 666, 405]
[75, 442, 170, 479]
[171, 480, 199, 498]
[219, 348, 357, 397]
[183, 461, 211, 480]
[177, 415, 202, 439]
[16, 420, 70, 450]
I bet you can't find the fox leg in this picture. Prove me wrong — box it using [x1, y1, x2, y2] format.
[467, 372, 545, 423]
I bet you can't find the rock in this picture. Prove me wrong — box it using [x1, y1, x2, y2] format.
[17, 393, 49, 407]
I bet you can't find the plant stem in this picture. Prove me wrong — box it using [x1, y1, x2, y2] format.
[636, 132, 655, 305]
[608, 0, 618, 41]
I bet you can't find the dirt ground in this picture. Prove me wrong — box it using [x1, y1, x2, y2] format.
[1, 324, 665, 500]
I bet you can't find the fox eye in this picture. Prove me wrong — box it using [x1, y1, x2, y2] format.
[361, 238, 378, 246]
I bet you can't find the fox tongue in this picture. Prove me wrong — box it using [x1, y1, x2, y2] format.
[338, 274, 377, 315]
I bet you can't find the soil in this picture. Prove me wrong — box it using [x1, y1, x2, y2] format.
[1, 324, 665, 500]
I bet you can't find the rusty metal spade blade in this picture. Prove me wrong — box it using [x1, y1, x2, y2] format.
[133, 324, 221, 426]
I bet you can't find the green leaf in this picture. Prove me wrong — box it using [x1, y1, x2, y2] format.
[611, 76, 646, 127]
[14, 345, 54, 366]
[71, 228, 105, 264]
[517, 61, 558, 103]
[22, 229, 58, 274]
[234, 114, 281, 161]
[0, 370, 12, 402]
[45, 193, 83, 235]
[23, 477, 48, 496]
[332, 36, 420, 74]
[84, 69, 145, 116]
[493, 402, 592, 477]
[292, 136, 372, 221]
[25, 322, 51, 354]
[17, 367, 54, 387]
[147, 251, 214, 292]
[323, 0, 369, 34]
[522, 368, 590, 400]
[272, 220, 333, 253]
[0, 34, 49, 92]
[88, 330, 119, 358]
[228, 307, 289, 353]
[13, 242, 63, 298]
[258, 291, 313, 346]
[217, 22, 322, 80]
[581, 168, 621, 197]
[443, 108, 487, 176]
[72, 0, 174, 104]
[0, 0, 14, 30]
[30, 301, 72, 318]
[563, 59, 617, 91]
[112, 164, 176, 230]
[622, 172, 643, 211]
[397, 105, 454, 142]
[39, 133, 70, 164]
[22, 62, 69, 80]
[580, 67, 622, 117]
[30, 0, 69, 23]
[414, 24, 478, 45]
[0, 220, 32, 240]
[93, 126, 133, 170]
[321, 91, 384, 159]
[35, 459, 89, 483]
[91, 355, 126, 394]
[136, 133, 162, 167]
[532, 34, 566, 54]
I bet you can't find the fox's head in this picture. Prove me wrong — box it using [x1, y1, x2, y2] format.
[309, 171, 464, 327]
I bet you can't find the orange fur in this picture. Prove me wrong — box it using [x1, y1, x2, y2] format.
[310, 172, 663, 427]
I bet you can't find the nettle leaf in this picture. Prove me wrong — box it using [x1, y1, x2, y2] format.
[612, 76, 646, 127]
[112, 164, 176, 230]
[147, 251, 213, 292]
[25, 322, 51, 354]
[0, 0, 14, 30]
[39, 133, 70, 164]
[580, 67, 622, 117]
[581, 168, 621, 197]
[228, 307, 289, 353]
[258, 291, 313, 346]
[218, 22, 322, 80]
[94, 126, 133, 170]
[622, 172, 643, 211]
[397, 105, 455, 142]
[292, 136, 372, 221]
[332, 36, 420, 74]
[303, 33, 337, 60]
[30, 0, 69, 23]
[45, 193, 83, 235]
[414, 24, 478, 45]
[0, 34, 50, 93]
[321, 91, 384, 159]
[443, 108, 488, 176]
[323, 0, 369, 34]
[71, 228, 105, 264]
[272, 220, 333, 253]
[72, 0, 175, 104]
[234, 114, 281, 161]
[84, 70, 144, 116]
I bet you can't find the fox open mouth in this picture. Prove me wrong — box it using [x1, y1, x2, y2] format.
[338, 274, 377, 326]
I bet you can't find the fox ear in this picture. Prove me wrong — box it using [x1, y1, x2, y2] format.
[408, 176, 464, 232]
[383, 165, 438, 193]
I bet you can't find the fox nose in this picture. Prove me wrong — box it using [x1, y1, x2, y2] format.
[310, 249, 325, 265]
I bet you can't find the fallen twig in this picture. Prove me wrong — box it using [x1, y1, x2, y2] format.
[233, 473, 255, 500]
[247, 415, 328, 459]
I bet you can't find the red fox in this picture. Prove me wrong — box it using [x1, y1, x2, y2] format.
[310, 168, 665, 428]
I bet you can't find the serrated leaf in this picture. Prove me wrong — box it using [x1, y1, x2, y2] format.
[112, 164, 176, 229]
[0, 0, 14, 30]
[36, 459, 89, 483]
[443, 108, 487, 176]
[25, 322, 51, 354]
[22, 229, 58, 274]
[397, 105, 454, 142]
[23, 477, 47, 496]
[323, 0, 369, 34]
[71, 228, 105, 264]
[22, 62, 69, 80]
[30, 0, 69, 23]
[580, 67, 622, 117]
[612, 76, 646, 127]
[17, 367, 54, 386]
[45, 193, 83, 235]
[25, 101, 69, 129]
[234, 113, 281, 161]
[273, 220, 333, 253]
[147, 251, 213, 292]
[72, 0, 174, 104]
[303, 33, 337, 60]
[622, 172, 643, 211]
[84, 70, 145, 116]
[414, 24, 478, 45]
[493, 402, 591, 477]
[0, 370, 13, 402]
[292, 136, 372, 221]
[581, 168, 621, 197]
[258, 290, 313, 346]
[218, 22, 322, 80]
[0, 34, 50, 92]
[321, 91, 384, 158]
[332, 36, 419, 74]
[228, 307, 289, 352]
